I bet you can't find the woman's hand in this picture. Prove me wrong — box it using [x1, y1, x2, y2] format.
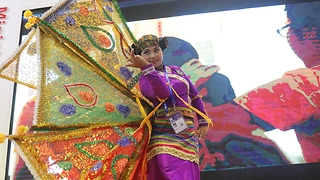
[195, 125, 209, 140]
[125, 49, 150, 70]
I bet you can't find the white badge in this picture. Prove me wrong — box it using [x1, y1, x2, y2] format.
[168, 111, 188, 134]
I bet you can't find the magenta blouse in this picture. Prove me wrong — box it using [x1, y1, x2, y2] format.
[139, 64, 208, 126]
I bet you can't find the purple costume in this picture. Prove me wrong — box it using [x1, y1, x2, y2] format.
[139, 64, 208, 180]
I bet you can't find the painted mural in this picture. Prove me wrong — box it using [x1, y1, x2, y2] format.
[162, 2, 320, 170]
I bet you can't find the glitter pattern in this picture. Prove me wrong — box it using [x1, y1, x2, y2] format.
[1, 0, 154, 179]
[35, 29, 147, 126]
[10, 125, 149, 180]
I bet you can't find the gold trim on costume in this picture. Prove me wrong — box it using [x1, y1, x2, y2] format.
[147, 146, 199, 164]
[155, 107, 194, 118]
[157, 67, 189, 91]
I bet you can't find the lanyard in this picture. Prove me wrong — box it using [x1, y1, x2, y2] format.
[163, 67, 176, 114]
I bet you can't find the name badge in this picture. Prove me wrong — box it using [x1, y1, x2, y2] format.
[168, 111, 188, 134]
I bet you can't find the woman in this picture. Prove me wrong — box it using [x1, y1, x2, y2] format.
[126, 34, 210, 180]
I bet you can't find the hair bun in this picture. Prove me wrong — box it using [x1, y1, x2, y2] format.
[159, 37, 169, 50]
[131, 44, 137, 54]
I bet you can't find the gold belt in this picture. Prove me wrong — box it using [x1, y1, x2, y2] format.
[155, 107, 194, 118]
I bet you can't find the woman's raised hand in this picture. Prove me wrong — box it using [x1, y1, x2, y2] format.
[125, 49, 150, 70]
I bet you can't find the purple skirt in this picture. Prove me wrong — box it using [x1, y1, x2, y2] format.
[147, 154, 200, 180]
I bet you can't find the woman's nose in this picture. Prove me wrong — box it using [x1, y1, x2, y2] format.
[150, 52, 156, 60]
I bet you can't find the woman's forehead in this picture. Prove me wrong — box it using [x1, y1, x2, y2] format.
[143, 46, 160, 51]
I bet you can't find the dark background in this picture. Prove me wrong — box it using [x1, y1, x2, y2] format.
[19, 0, 320, 179]
[118, 0, 320, 21]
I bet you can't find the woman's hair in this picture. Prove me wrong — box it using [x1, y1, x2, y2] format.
[131, 34, 168, 55]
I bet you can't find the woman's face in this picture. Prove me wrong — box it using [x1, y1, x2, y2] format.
[141, 45, 163, 70]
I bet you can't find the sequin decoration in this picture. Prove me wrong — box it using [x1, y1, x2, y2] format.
[75, 140, 114, 161]
[113, 126, 138, 146]
[46, 14, 57, 24]
[127, 72, 142, 90]
[105, 102, 115, 112]
[136, 131, 143, 142]
[80, 25, 115, 53]
[176, 69, 184, 76]
[65, 15, 76, 26]
[116, 104, 131, 118]
[57, 62, 72, 76]
[78, 91, 94, 102]
[111, 155, 130, 179]
[79, 6, 89, 16]
[116, 158, 129, 171]
[58, 161, 73, 170]
[124, 127, 134, 135]
[117, 137, 131, 147]
[59, 104, 76, 116]
[10, 125, 149, 179]
[99, 34, 112, 48]
[105, 5, 113, 13]
[63, 83, 98, 108]
[120, 67, 133, 81]
[90, 161, 103, 171]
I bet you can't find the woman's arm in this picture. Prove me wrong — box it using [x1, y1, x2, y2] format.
[174, 66, 208, 126]
[126, 50, 170, 100]
[174, 66, 209, 139]
[139, 64, 170, 100]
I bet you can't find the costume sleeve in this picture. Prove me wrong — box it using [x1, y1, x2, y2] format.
[176, 66, 208, 126]
[139, 64, 170, 101]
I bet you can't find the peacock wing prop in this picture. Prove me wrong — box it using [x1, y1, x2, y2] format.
[0, 0, 140, 90]
[10, 124, 149, 180]
[33, 24, 152, 129]
[17, 0, 153, 129]
[11, 91, 152, 179]
[0, 0, 157, 179]
[0, 29, 38, 89]
[40, 0, 139, 87]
